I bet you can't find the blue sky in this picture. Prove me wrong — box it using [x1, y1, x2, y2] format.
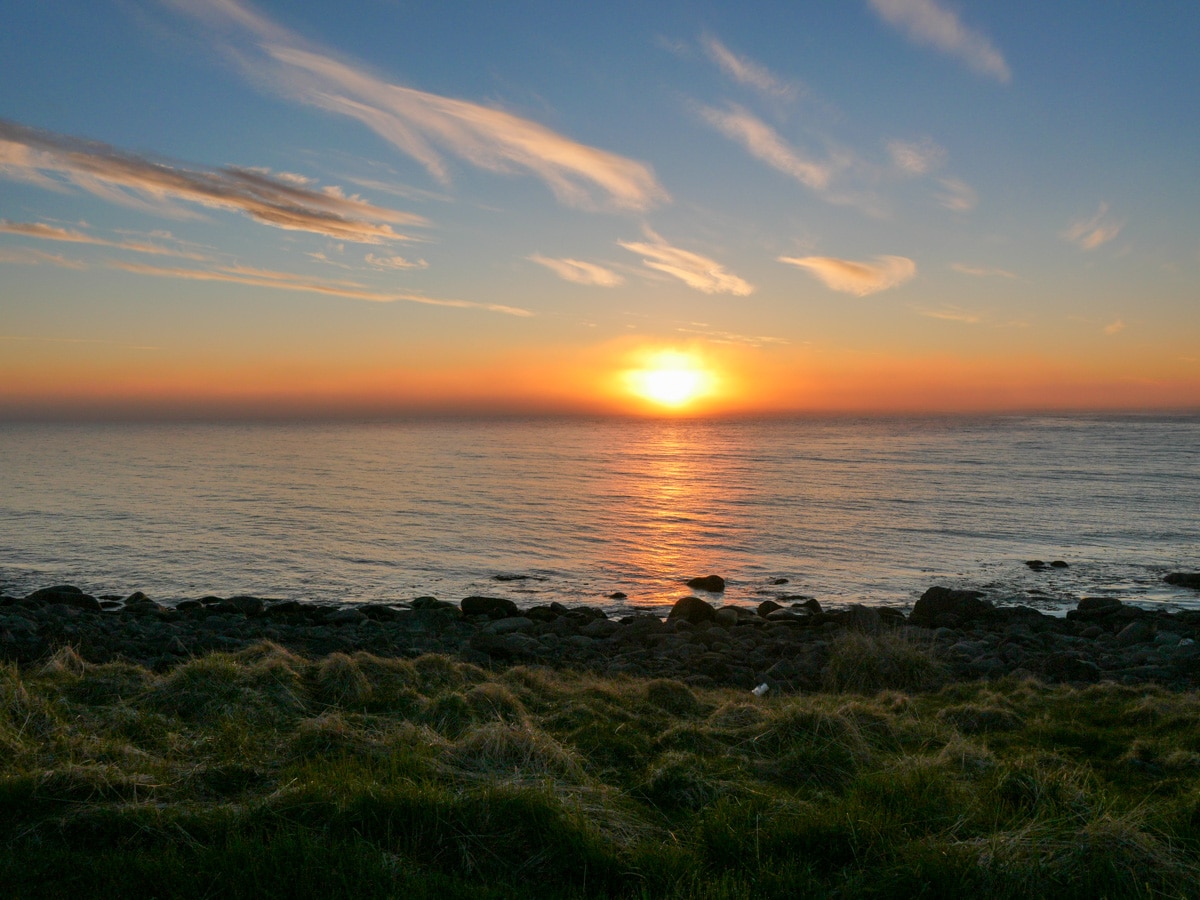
[2, 0, 1198, 415]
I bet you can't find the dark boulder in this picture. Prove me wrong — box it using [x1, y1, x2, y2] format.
[1067, 596, 1123, 622]
[1050, 560, 1069, 568]
[772, 577, 790, 585]
[226, 596, 266, 617]
[668, 596, 717, 625]
[1041, 653, 1102, 683]
[792, 597, 822, 615]
[608, 591, 627, 600]
[757, 599, 784, 618]
[687, 575, 726, 593]
[909, 586, 991, 628]
[1166, 573, 1200, 590]
[1026, 560, 1047, 570]
[461, 596, 520, 619]
[26, 585, 101, 612]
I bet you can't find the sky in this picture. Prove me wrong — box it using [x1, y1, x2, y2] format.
[1, 0, 1198, 417]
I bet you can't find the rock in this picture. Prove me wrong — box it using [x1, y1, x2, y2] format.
[461, 596, 520, 619]
[493, 574, 533, 582]
[176, 599, 203, 612]
[1067, 597, 1123, 622]
[1026, 560, 1047, 570]
[1116, 620, 1154, 647]
[226, 596, 266, 617]
[25, 586, 102, 612]
[1166, 573, 1200, 590]
[844, 604, 883, 633]
[412, 596, 460, 615]
[608, 591, 627, 600]
[325, 608, 368, 626]
[1041, 652, 1102, 683]
[791, 598, 822, 615]
[668, 596, 717, 625]
[909, 587, 991, 628]
[772, 578, 790, 585]
[757, 600, 783, 618]
[580, 618, 620, 638]
[687, 575, 726, 593]
[125, 591, 150, 603]
[714, 607, 740, 627]
[470, 631, 541, 659]
[1050, 560, 1069, 568]
[484, 616, 535, 635]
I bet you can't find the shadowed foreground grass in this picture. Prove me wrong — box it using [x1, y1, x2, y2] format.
[4, 640, 1200, 898]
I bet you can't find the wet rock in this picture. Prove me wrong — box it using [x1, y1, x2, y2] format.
[226, 596, 266, 617]
[1067, 596, 1123, 622]
[687, 575, 726, 593]
[1026, 560, 1047, 570]
[470, 630, 542, 659]
[580, 618, 620, 638]
[791, 597, 823, 615]
[608, 591, 627, 600]
[325, 608, 368, 626]
[668, 596, 717, 625]
[1050, 560, 1069, 568]
[772, 577, 790, 585]
[757, 600, 783, 618]
[909, 587, 991, 628]
[1166, 573, 1200, 590]
[493, 574, 532, 582]
[25, 586, 102, 612]
[461, 596, 520, 619]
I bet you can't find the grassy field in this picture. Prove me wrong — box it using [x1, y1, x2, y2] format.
[3, 634, 1200, 898]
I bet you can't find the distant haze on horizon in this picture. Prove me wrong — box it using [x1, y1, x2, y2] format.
[2, 1, 1198, 418]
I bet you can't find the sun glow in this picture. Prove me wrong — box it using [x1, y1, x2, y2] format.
[623, 349, 716, 410]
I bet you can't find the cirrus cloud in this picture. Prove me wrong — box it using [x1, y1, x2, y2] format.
[779, 254, 916, 296]
[529, 254, 623, 287]
[0, 119, 422, 244]
[868, 0, 1011, 83]
[619, 230, 753, 295]
[1063, 202, 1123, 250]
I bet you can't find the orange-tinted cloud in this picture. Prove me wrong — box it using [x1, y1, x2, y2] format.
[868, 0, 1011, 83]
[0, 219, 212, 260]
[620, 230, 753, 295]
[0, 119, 422, 243]
[779, 254, 916, 296]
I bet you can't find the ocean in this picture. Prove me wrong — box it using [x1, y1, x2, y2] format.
[2, 415, 1198, 615]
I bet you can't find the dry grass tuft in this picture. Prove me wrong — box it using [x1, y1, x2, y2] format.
[448, 721, 584, 783]
[314, 653, 372, 707]
[823, 629, 946, 693]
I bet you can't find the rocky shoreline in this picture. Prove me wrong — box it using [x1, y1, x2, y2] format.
[4, 576, 1200, 690]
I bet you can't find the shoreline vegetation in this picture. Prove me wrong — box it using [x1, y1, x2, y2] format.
[4, 576, 1200, 897]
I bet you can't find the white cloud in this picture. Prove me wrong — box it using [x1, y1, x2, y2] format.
[702, 36, 802, 102]
[176, 1, 667, 212]
[696, 103, 834, 191]
[1064, 203, 1123, 250]
[365, 252, 427, 270]
[619, 230, 753, 295]
[529, 254, 623, 287]
[868, 0, 1011, 83]
[936, 177, 977, 212]
[887, 137, 946, 176]
[0, 119, 422, 243]
[1104, 319, 1126, 336]
[951, 263, 1015, 278]
[0, 247, 88, 269]
[778, 254, 916, 296]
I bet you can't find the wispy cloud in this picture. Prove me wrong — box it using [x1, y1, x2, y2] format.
[0, 119, 422, 243]
[620, 230, 753, 296]
[675, 324, 789, 347]
[0, 219, 212, 260]
[702, 36, 802, 102]
[887, 137, 945, 176]
[778, 254, 916, 296]
[951, 263, 1016, 278]
[529, 254, 623, 287]
[1064, 203, 1123, 250]
[696, 103, 834, 191]
[935, 177, 977, 212]
[364, 252, 427, 270]
[868, 0, 1011, 83]
[175, 0, 666, 212]
[914, 304, 983, 324]
[0, 247, 88, 269]
[1104, 319, 1126, 336]
[107, 260, 530, 315]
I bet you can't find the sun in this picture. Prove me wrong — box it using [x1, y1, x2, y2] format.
[623, 349, 715, 410]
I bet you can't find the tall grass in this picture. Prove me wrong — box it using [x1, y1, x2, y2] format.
[2, 641, 1200, 897]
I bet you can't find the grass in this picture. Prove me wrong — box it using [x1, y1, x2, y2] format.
[3, 642, 1200, 897]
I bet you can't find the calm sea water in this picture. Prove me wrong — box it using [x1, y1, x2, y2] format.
[1, 416, 1198, 615]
